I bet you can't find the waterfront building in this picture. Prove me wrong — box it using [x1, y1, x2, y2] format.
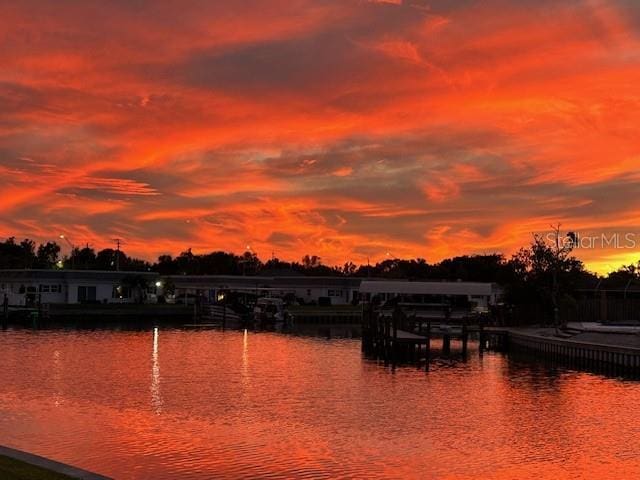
[168, 275, 362, 305]
[359, 280, 503, 312]
[0, 269, 503, 310]
[0, 269, 160, 306]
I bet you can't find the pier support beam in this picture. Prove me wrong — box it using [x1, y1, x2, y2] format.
[442, 335, 451, 355]
[425, 321, 431, 371]
[2, 294, 8, 329]
[461, 324, 468, 358]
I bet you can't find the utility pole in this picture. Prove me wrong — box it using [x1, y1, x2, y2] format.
[113, 238, 123, 271]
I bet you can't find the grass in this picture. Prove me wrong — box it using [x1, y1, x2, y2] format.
[0, 455, 75, 480]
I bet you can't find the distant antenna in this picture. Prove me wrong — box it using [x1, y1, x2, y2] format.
[112, 238, 125, 271]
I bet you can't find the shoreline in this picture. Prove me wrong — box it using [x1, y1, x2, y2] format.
[494, 327, 640, 374]
[0, 446, 112, 480]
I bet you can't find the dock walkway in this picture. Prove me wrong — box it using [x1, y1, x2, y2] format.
[361, 305, 471, 367]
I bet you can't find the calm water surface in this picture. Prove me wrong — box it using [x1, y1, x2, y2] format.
[1, 327, 640, 479]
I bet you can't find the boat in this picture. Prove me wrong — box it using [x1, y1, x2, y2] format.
[253, 297, 293, 330]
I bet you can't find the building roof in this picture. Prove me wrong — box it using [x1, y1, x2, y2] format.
[0, 269, 158, 282]
[359, 280, 500, 296]
[168, 275, 361, 288]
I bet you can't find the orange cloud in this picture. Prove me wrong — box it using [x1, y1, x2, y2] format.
[1, 0, 640, 273]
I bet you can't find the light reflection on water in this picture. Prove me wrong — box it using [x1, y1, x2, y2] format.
[151, 327, 162, 415]
[1, 327, 640, 479]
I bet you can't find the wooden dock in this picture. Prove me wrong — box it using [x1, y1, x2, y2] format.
[362, 304, 471, 368]
[362, 308, 640, 377]
[288, 305, 362, 324]
[394, 329, 430, 344]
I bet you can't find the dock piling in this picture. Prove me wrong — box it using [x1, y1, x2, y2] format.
[461, 323, 468, 358]
[2, 294, 7, 329]
[442, 335, 451, 355]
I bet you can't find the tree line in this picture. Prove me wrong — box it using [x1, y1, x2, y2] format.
[0, 237, 150, 271]
[2, 232, 640, 309]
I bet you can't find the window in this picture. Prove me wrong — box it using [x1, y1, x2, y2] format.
[328, 289, 343, 297]
[39, 285, 62, 293]
[112, 285, 131, 299]
[306, 289, 311, 296]
[78, 286, 96, 303]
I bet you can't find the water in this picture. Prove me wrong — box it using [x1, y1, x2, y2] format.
[1, 327, 640, 479]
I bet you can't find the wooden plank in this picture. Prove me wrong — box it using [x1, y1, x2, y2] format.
[395, 329, 429, 344]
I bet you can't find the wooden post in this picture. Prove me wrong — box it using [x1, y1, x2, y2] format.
[461, 323, 468, 358]
[443, 334, 451, 355]
[37, 294, 42, 326]
[383, 315, 389, 363]
[222, 304, 227, 330]
[392, 313, 398, 366]
[386, 315, 392, 363]
[2, 294, 8, 329]
[361, 305, 368, 353]
[425, 320, 431, 371]
[479, 321, 485, 355]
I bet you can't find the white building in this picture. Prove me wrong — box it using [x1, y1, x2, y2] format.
[0, 270, 160, 306]
[168, 275, 362, 306]
[0, 270, 504, 311]
[359, 280, 503, 312]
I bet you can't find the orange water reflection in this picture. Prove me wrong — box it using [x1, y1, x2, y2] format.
[0, 329, 639, 479]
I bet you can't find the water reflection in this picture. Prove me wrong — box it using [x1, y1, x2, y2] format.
[241, 328, 249, 387]
[150, 327, 162, 414]
[0, 328, 639, 480]
[52, 349, 64, 408]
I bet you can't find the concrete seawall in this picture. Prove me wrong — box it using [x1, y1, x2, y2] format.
[504, 328, 640, 374]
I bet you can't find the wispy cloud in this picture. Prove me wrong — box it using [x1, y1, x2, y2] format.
[1, 0, 640, 272]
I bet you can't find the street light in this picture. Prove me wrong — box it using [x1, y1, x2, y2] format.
[59, 234, 75, 269]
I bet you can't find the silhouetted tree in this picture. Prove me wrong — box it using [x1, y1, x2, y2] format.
[36, 241, 61, 268]
[65, 246, 96, 270]
[156, 255, 177, 275]
[0, 237, 38, 268]
[342, 261, 357, 276]
[601, 262, 640, 290]
[505, 226, 595, 328]
[95, 248, 118, 270]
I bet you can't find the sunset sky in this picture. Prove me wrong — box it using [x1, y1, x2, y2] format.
[2, 0, 640, 273]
